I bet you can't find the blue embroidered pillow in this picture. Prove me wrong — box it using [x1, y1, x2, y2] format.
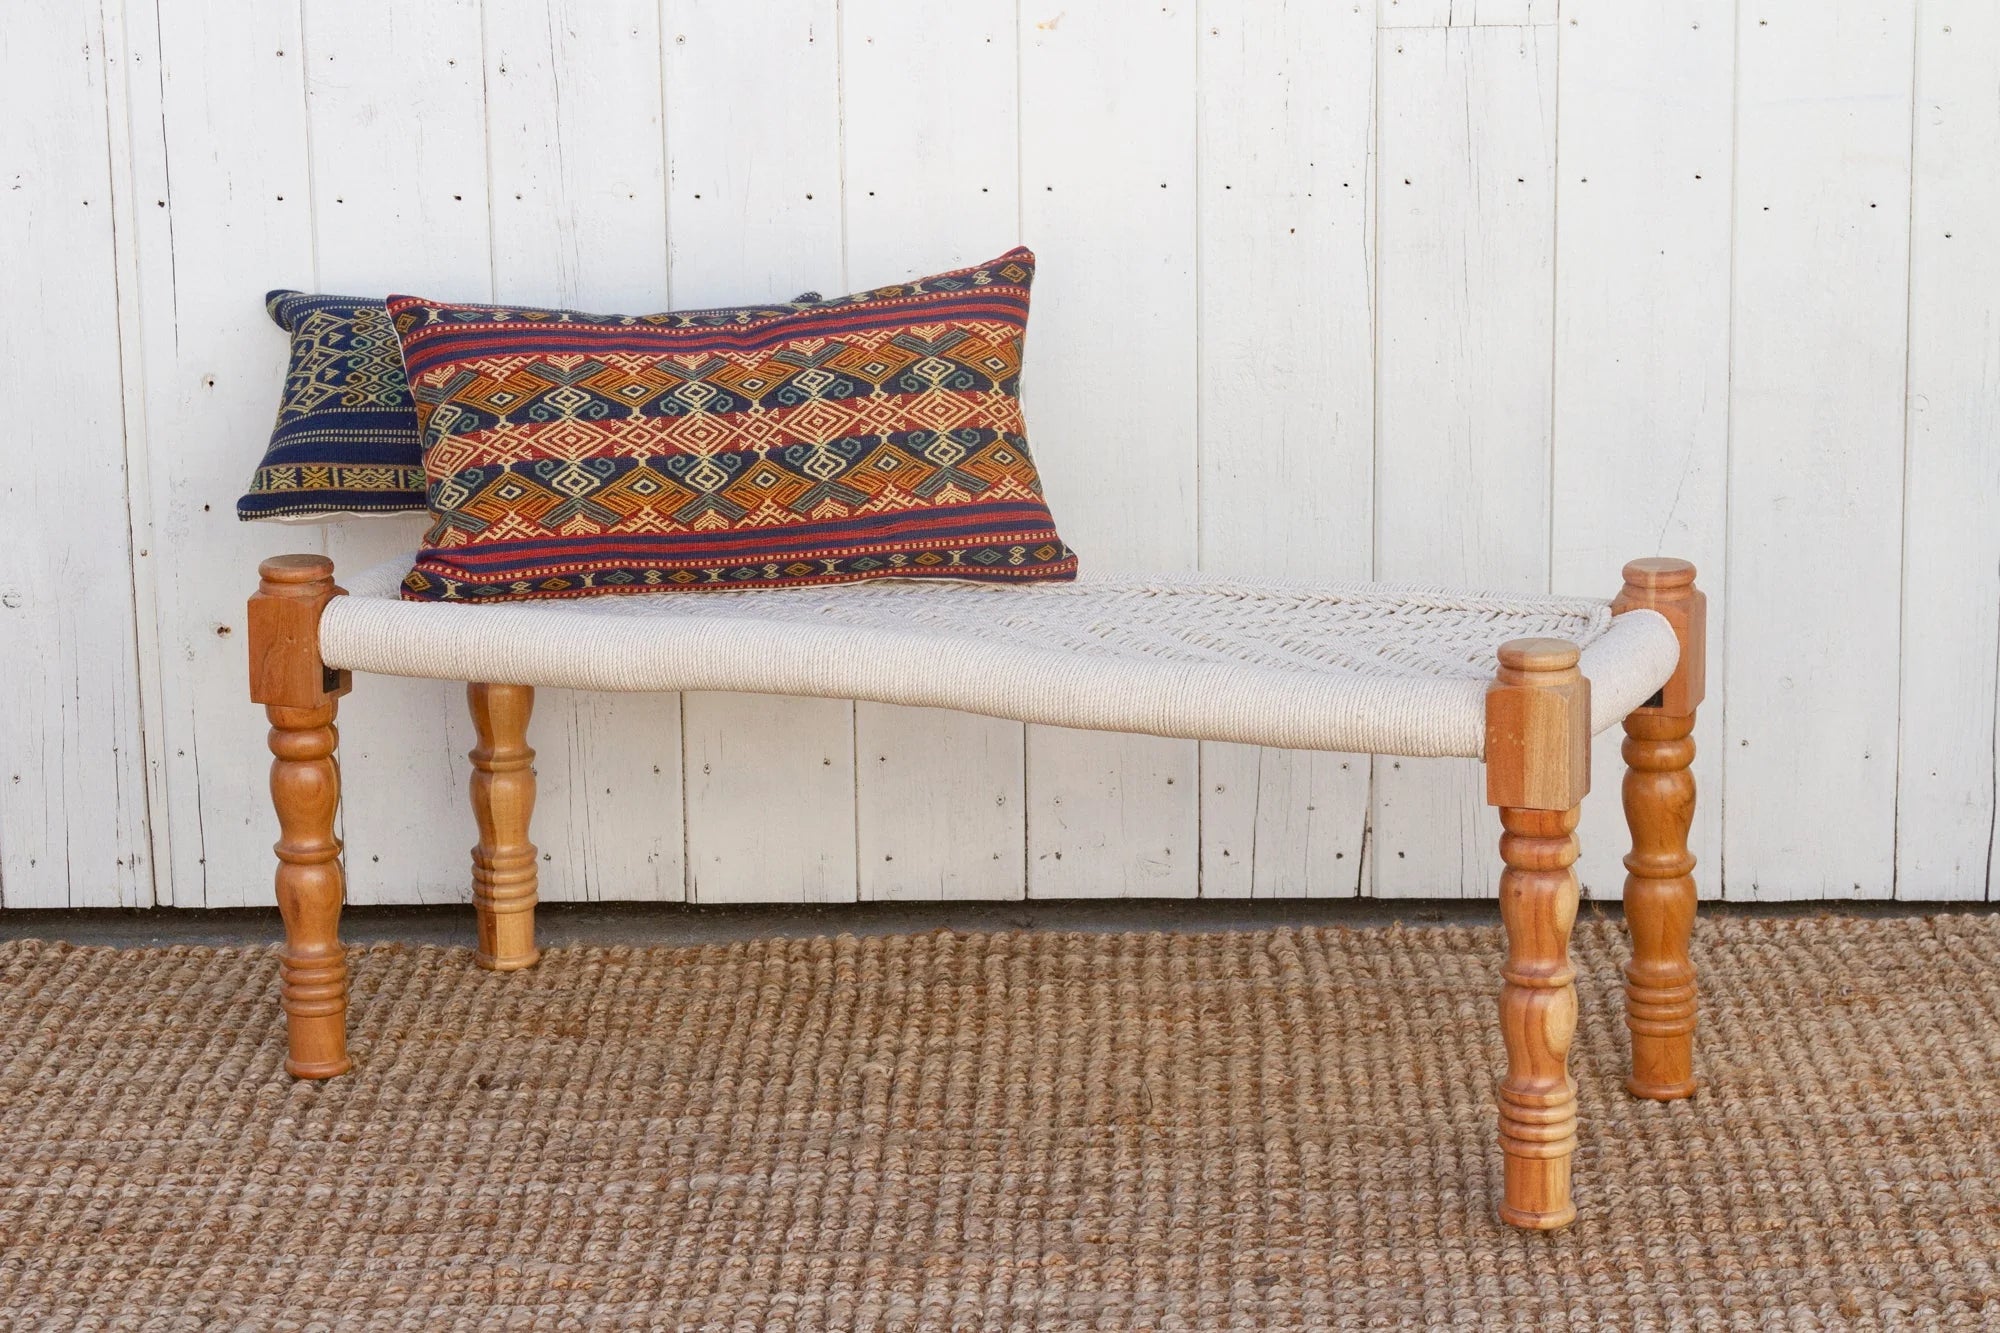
[237, 291, 427, 520]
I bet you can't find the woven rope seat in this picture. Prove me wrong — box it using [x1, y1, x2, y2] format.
[321, 555, 1681, 759]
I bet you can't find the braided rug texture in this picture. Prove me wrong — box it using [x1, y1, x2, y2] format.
[3, 913, 1998, 1330]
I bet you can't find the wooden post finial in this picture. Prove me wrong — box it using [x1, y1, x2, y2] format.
[1496, 636, 1581, 675]
[258, 553, 337, 586]
[250, 555, 350, 710]
[1619, 555, 1696, 590]
[1613, 558, 1705, 717]
[1486, 636, 1590, 812]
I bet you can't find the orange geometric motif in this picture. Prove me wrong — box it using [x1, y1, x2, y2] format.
[388, 247, 1075, 600]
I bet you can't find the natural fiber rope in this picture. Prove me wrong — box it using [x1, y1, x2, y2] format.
[320, 557, 1681, 757]
[5, 913, 1998, 1329]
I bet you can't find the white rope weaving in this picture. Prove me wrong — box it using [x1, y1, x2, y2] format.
[321, 557, 1680, 759]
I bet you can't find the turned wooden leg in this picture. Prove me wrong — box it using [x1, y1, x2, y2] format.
[1486, 637, 1590, 1229]
[249, 555, 353, 1079]
[1496, 804, 1582, 1230]
[1612, 558, 1706, 1101]
[268, 702, 351, 1077]
[1622, 713, 1697, 1099]
[468, 683, 540, 971]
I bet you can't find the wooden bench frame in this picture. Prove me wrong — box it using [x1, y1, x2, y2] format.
[248, 552, 1705, 1230]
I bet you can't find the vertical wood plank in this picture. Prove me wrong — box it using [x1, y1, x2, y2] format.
[856, 706, 1026, 900]
[1725, 0, 1914, 900]
[665, 0, 856, 904]
[683, 710, 855, 905]
[484, 0, 684, 902]
[0, 2, 152, 907]
[842, 0, 1028, 901]
[103, 0, 176, 905]
[1371, 23, 1557, 898]
[1020, 1, 1201, 899]
[1199, 748, 1372, 898]
[123, 1, 320, 910]
[1551, 0, 1733, 902]
[1194, 0, 1375, 898]
[1897, 0, 2000, 901]
[302, 0, 494, 906]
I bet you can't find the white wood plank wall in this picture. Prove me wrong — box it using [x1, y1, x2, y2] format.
[3, 0, 1994, 909]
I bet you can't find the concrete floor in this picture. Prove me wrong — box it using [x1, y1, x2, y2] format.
[4, 896, 1990, 951]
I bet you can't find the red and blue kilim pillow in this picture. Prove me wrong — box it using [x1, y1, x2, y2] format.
[386, 248, 1076, 601]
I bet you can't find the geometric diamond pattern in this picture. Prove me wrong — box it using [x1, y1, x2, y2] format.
[387, 248, 1076, 602]
[239, 292, 427, 519]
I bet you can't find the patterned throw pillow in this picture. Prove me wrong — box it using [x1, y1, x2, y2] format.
[237, 292, 427, 520]
[387, 248, 1076, 602]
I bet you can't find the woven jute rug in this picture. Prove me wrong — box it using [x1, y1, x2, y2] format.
[4, 913, 1999, 1330]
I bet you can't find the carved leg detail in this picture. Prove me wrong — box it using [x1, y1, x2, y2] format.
[1612, 557, 1705, 1103]
[1496, 805, 1581, 1230]
[1623, 711, 1698, 1100]
[269, 701, 351, 1078]
[252, 554, 353, 1079]
[1485, 637, 1590, 1229]
[469, 683, 540, 971]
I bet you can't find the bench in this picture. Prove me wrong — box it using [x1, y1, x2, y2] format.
[248, 550, 1705, 1230]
